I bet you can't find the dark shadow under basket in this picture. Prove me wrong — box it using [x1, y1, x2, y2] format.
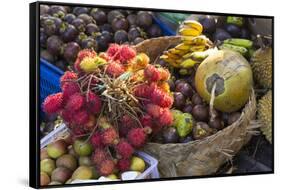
[134, 36, 258, 177]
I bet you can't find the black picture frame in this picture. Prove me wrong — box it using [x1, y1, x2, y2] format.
[30, 1, 274, 189]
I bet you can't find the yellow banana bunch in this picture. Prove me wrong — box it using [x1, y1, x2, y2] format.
[160, 20, 213, 72]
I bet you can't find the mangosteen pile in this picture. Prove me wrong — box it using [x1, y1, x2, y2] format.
[40, 5, 163, 70]
[198, 15, 252, 42]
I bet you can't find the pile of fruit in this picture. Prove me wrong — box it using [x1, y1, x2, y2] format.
[40, 138, 147, 185]
[40, 5, 163, 70]
[42, 44, 173, 184]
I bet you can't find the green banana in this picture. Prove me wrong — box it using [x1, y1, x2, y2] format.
[219, 43, 248, 56]
[223, 38, 253, 49]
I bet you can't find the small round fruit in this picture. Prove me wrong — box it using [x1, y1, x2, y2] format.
[40, 172, 50, 186]
[192, 122, 215, 140]
[63, 42, 80, 63]
[41, 158, 56, 176]
[213, 28, 231, 42]
[182, 104, 193, 113]
[46, 35, 63, 56]
[56, 154, 78, 171]
[128, 27, 141, 41]
[173, 92, 185, 109]
[72, 166, 93, 180]
[64, 13, 76, 24]
[136, 11, 152, 29]
[162, 127, 179, 143]
[224, 24, 241, 37]
[85, 23, 100, 36]
[175, 82, 193, 98]
[100, 23, 113, 33]
[71, 18, 85, 32]
[208, 117, 224, 130]
[227, 112, 241, 125]
[41, 148, 49, 160]
[77, 14, 93, 25]
[192, 105, 209, 122]
[114, 30, 128, 44]
[90, 8, 107, 25]
[192, 94, 203, 105]
[167, 79, 175, 91]
[81, 37, 97, 50]
[112, 16, 129, 32]
[133, 37, 145, 44]
[107, 10, 123, 24]
[79, 156, 92, 166]
[199, 15, 216, 34]
[130, 156, 146, 172]
[127, 14, 137, 26]
[51, 167, 72, 184]
[73, 7, 89, 16]
[60, 24, 79, 42]
[147, 24, 162, 38]
[46, 139, 67, 159]
[73, 139, 93, 156]
[40, 5, 49, 15]
[195, 50, 253, 112]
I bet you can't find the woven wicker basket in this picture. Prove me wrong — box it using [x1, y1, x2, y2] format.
[134, 36, 258, 178]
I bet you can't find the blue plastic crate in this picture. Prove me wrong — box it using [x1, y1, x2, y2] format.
[40, 58, 64, 115]
[153, 16, 176, 36]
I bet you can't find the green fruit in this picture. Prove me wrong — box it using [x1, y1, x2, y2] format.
[223, 38, 253, 49]
[56, 154, 78, 171]
[73, 139, 93, 156]
[195, 50, 253, 112]
[47, 139, 67, 159]
[78, 156, 92, 166]
[171, 109, 183, 127]
[41, 148, 49, 160]
[90, 166, 100, 179]
[107, 174, 118, 180]
[226, 16, 244, 27]
[258, 90, 272, 143]
[176, 113, 194, 138]
[80, 56, 107, 73]
[41, 158, 56, 176]
[130, 156, 146, 173]
[51, 167, 72, 184]
[251, 47, 272, 89]
[72, 166, 93, 180]
[40, 172, 50, 186]
[219, 43, 248, 56]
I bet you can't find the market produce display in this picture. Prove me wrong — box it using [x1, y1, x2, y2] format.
[40, 5, 164, 70]
[39, 4, 273, 184]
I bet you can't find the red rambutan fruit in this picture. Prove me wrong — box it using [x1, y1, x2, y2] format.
[119, 45, 136, 63]
[62, 82, 80, 100]
[158, 108, 173, 127]
[43, 92, 63, 114]
[86, 92, 102, 114]
[71, 126, 87, 136]
[98, 159, 115, 176]
[106, 44, 121, 57]
[74, 49, 96, 71]
[117, 159, 130, 172]
[115, 140, 134, 159]
[140, 114, 153, 128]
[91, 148, 109, 164]
[144, 65, 162, 82]
[72, 109, 89, 125]
[65, 93, 85, 111]
[133, 83, 151, 98]
[105, 62, 125, 77]
[146, 104, 163, 119]
[90, 132, 104, 148]
[60, 71, 78, 88]
[61, 109, 74, 123]
[127, 128, 147, 148]
[118, 124, 132, 138]
[121, 115, 137, 129]
[151, 88, 173, 108]
[101, 127, 119, 145]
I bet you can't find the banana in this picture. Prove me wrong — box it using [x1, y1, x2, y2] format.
[179, 26, 201, 36]
[190, 45, 206, 52]
[180, 58, 198, 68]
[182, 20, 203, 34]
[223, 38, 253, 49]
[168, 48, 188, 56]
[219, 43, 248, 56]
[174, 43, 191, 51]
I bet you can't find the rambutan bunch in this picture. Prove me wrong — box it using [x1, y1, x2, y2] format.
[106, 44, 136, 64]
[42, 92, 64, 114]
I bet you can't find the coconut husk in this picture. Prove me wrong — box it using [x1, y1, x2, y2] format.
[134, 36, 258, 177]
